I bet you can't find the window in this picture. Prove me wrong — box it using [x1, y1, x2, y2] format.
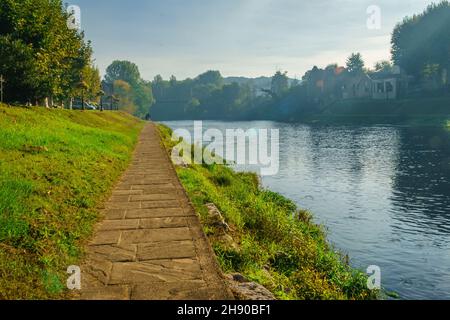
[386, 81, 394, 93]
[377, 82, 384, 93]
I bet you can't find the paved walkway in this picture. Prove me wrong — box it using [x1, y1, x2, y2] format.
[78, 123, 233, 300]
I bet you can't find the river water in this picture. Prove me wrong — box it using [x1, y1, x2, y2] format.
[163, 120, 450, 300]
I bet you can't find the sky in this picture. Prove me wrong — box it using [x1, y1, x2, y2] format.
[69, 0, 437, 80]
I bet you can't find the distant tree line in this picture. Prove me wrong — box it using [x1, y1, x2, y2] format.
[151, 1, 449, 121]
[150, 70, 269, 120]
[0, 0, 100, 107]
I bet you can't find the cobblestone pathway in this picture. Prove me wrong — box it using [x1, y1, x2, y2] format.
[77, 123, 233, 300]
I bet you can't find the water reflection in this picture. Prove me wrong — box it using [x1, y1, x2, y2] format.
[164, 121, 450, 299]
[390, 128, 450, 239]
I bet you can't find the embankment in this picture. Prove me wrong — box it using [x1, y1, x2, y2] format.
[298, 96, 450, 126]
[0, 105, 144, 299]
[157, 124, 377, 300]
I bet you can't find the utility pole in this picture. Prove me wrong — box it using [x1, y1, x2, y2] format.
[0, 75, 5, 103]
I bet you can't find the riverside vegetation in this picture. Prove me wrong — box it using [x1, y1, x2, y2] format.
[0, 104, 144, 299]
[0, 104, 376, 299]
[157, 124, 378, 300]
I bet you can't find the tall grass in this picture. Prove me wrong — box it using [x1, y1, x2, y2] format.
[0, 104, 144, 299]
[157, 123, 377, 300]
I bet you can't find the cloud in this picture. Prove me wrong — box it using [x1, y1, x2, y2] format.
[75, 0, 436, 80]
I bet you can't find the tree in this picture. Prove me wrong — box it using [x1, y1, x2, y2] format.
[65, 40, 98, 107]
[169, 75, 177, 87]
[325, 63, 339, 71]
[152, 75, 169, 101]
[391, 1, 450, 82]
[374, 60, 393, 73]
[271, 71, 289, 97]
[105, 60, 141, 86]
[0, 0, 99, 105]
[150, 70, 258, 121]
[77, 81, 88, 110]
[196, 70, 223, 87]
[133, 81, 154, 118]
[113, 80, 135, 114]
[104, 60, 154, 118]
[346, 53, 365, 74]
[0, 36, 37, 103]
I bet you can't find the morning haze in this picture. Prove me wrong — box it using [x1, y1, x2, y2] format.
[70, 0, 435, 80]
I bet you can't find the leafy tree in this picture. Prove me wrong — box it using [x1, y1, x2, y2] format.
[169, 75, 177, 87]
[346, 53, 365, 74]
[105, 60, 141, 86]
[185, 98, 200, 115]
[196, 70, 223, 87]
[77, 80, 88, 109]
[82, 65, 102, 102]
[0, 0, 98, 105]
[113, 80, 136, 114]
[271, 71, 289, 97]
[133, 81, 154, 118]
[374, 60, 393, 73]
[325, 63, 339, 71]
[104, 60, 154, 118]
[391, 1, 450, 82]
[0, 36, 37, 102]
[152, 75, 169, 100]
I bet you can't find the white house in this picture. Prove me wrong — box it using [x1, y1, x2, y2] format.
[371, 66, 408, 100]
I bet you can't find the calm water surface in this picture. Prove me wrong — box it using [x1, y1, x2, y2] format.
[164, 120, 450, 300]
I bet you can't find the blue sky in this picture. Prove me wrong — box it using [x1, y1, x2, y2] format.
[69, 0, 436, 80]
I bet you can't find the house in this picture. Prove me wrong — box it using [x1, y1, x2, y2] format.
[304, 66, 347, 102]
[370, 66, 409, 100]
[303, 64, 411, 102]
[372, 77, 397, 100]
[341, 72, 372, 99]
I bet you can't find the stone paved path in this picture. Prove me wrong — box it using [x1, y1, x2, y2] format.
[77, 123, 233, 300]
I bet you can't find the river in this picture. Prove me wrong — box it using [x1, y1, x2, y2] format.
[163, 120, 450, 300]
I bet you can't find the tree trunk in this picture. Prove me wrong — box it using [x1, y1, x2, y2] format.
[44, 97, 49, 108]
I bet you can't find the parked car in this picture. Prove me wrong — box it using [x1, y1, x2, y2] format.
[72, 102, 97, 110]
[85, 103, 97, 110]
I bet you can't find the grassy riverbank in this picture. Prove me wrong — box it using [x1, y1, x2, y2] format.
[157, 124, 377, 300]
[298, 96, 450, 126]
[0, 104, 144, 299]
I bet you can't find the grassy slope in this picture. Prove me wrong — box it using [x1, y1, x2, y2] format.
[300, 96, 450, 126]
[157, 124, 376, 300]
[0, 105, 144, 299]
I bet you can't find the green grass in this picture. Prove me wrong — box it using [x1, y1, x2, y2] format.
[157, 124, 377, 300]
[0, 104, 144, 299]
